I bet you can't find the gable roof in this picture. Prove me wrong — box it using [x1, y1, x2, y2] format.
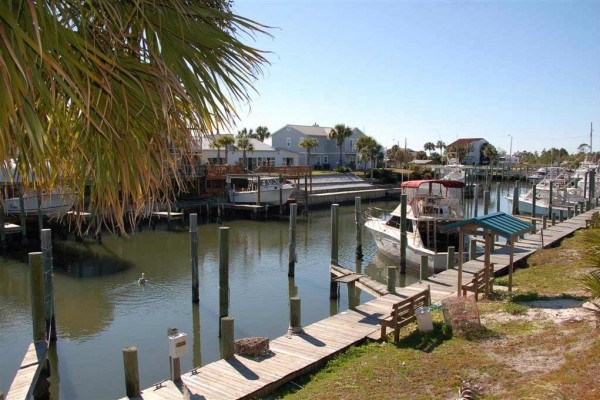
[447, 138, 486, 148]
[281, 124, 364, 137]
[439, 212, 533, 239]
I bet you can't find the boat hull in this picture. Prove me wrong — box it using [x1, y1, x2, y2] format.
[4, 191, 76, 218]
[228, 186, 295, 205]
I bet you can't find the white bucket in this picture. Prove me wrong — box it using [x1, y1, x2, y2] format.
[415, 306, 433, 332]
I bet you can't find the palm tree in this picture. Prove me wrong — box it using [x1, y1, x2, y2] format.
[237, 128, 254, 138]
[436, 140, 446, 158]
[355, 136, 379, 180]
[424, 142, 436, 157]
[218, 135, 236, 165]
[328, 124, 353, 167]
[237, 136, 254, 170]
[0, 1, 267, 232]
[299, 137, 319, 166]
[254, 126, 271, 142]
[212, 138, 224, 165]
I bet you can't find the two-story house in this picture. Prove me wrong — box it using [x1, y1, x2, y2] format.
[271, 124, 365, 169]
[446, 138, 490, 166]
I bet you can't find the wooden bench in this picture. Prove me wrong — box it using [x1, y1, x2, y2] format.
[379, 287, 430, 342]
[461, 264, 494, 301]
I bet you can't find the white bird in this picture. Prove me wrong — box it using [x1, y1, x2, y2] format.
[138, 273, 147, 285]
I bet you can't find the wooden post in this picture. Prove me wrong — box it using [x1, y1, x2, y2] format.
[551, 213, 556, 226]
[560, 209, 564, 222]
[0, 203, 5, 251]
[348, 280, 359, 309]
[330, 204, 339, 266]
[473, 185, 479, 217]
[542, 215, 547, 230]
[457, 229, 463, 297]
[256, 176, 261, 206]
[288, 203, 297, 277]
[304, 175, 308, 214]
[496, 182, 500, 213]
[218, 227, 229, 336]
[355, 197, 363, 259]
[167, 327, 181, 382]
[446, 246, 455, 270]
[483, 190, 489, 215]
[584, 171, 589, 200]
[548, 180, 554, 218]
[329, 272, 338, 299]
[531, 183, 537, 217]
[469, 238, 477, 261]
[512, 184, 519, 215]
[190, 214, 199, 303]
[41, 229, 56, 341]
[19, 185, 27, 244]
[400, 194, 407, 273]
[29, 252, 45, 342]
[192, 304, 202, 368]
[589, 171, 596, 209]
[387, 266, 396, 293]
[508, 238, 515, 292]
[483, 231, 491, 298]
[420, 255, 428, 282]
[122, 346, 140, 398]
[279, 173, 283, 215]
[574, 203, 579, 216]
[289, 297, 303, 334]
[220, 317, 234, 359]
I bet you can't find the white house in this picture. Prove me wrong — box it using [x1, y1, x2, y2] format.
[199, 134, 299, 170]
[446, 138, 490, 166]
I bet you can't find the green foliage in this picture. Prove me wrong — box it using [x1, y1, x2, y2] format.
[505, 302, 529, 315]
[511, 292, 541, 302]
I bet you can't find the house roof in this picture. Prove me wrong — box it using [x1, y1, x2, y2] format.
[284, 124, 363, 137]
[447, 138, 485, 148]
[199, 134, 277, 152]
[439, 212, 533, 239]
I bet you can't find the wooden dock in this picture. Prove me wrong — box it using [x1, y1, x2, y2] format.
[125, 207, 598, 400]
[5, 342, 48, 400]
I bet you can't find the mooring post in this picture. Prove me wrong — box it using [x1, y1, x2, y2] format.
[29, 252, 45, 342]
[420, 255, 428, 282]
[192, 304, 202, 368]
[329, 273, 339, 299]
[457, 229, 464, 297]
[542, 215, 547, 230]
[589, 171, 596, 210]
[289, 297, 303, 334]
[512, 184, 519, 215]
[348, 280, 359, 309]
[354, 197, 363, 259]
[574, 203, 579, 216]
[220, 317, 234, 359]
[551, 213, 556, 226]
[256, 176, 261, 206]
[279, 173, 284, 215]
[122, 346, 140, 398]
[304, 174, 309, 215]
[288, 203, 297, 277]
[483, 190, 490, 215]
[508, 238, 515, 292]
[19, 186, 27, 244]
[41, 229, 56, 341]
[0, 203, 5, 251]
[218, 227, 229, 337]
[190, 214, 199, 303]
[548, 181, 554, 218]
[400, 193, 407, 274]
[496, 182, 501, 213]
[469, 238, 477, 261]
[167, 327, 181, 382]
[559, 209, 564, 223]
[446, 246, 455, 270]
[330, 204, 339, 265]
[584, 171, 589, 200]
[473, 185, 479, 217]
[531, 183, 537, 217]
[387, 266, 396, 293]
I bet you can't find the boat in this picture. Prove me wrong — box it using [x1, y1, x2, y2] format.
[3, 188, 76, 218]
[365, 179, 466, 272]
[226, 174, 296, 205]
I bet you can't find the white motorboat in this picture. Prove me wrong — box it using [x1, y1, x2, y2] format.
[3, 189, 76, 218]
[227, 175, 295, 205]
[365, 179, 465, 272]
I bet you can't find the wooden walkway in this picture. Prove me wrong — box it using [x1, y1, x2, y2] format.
[5, 342, 47, 400]
[126, 207, 598, 400]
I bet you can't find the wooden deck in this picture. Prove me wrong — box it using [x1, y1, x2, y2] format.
[127, 207, 598, 400]
[5, 342, 48, 400]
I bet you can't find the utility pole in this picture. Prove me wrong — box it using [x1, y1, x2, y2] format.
[508, 134, 513, 164]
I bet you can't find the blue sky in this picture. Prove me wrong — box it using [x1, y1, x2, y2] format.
[231, 0, 600, 155]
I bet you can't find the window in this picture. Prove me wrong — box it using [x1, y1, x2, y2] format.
[283, 157, 294, 166]
[323, 156, 328, 164]
[286, 138, 291, 148]
[316, 156, 321, 165]
[349, 139, 355, 151]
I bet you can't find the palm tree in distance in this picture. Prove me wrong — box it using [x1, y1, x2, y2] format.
[299, 137, 319, 166]
[237, 128, 253, 138]
[237, 135, 254, 170]
[424, 142, 436, 157]
[212, 138, 223, 165]
[214, 135, 236, 165]
[355, 135, 380, 180]
[254, 126, 271, 142]
[328, 124, 353, 168]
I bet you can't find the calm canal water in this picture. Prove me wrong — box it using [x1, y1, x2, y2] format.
[0, 182, 518, 399]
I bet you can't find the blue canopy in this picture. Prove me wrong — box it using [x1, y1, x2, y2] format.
[439, 212, 533, 239]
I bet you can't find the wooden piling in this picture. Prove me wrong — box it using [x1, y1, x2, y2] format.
[288, 204, 297, 277]
[457, 229, 464, 297]
[0, 203, 5, 250]
[548, 181, 554, 218]
[29, 252, 45, 342]
[220, 317, 234, 359]
[420, 255, 428, 282]
[219, 227, 229, 336]
[400, 194, 407, 273]
[279, 173, 284, 215]
[473, 185, 479, 217]
[551, 213, 556, 226]
[496, 182, 501, 213]
[354, 197, 363, 259]
[304, 175, 309, 214]
[122, 346, 140, 398]
[41, 229, 56, 341]
[256, 176, 261, 206]
[512, 184, 519, 215]
[446, 246, 455, 270]
[387, 266, 396, 293]
[483, 190, 489, 215]
[531, 183, 537, 217]
[348, 280, 359, 309]
[508, 238, 515, 292]
[542, 215, 547, 230]
[330, 204, 339, 266]
[289, 297, 303, 334]
[167, 327, 181, 382]
[190, 214, 199, 303]
[469, 238, 477, 261]
[18, 187, 27, 244]
[329, 273, 338, 299]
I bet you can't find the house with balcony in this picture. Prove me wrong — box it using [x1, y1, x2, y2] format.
[271, 124, 365, 169]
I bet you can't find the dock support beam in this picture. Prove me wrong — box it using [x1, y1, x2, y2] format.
[123, 346, 140, 398]
[387, 266, 396, 293]
[29, 252, 46, 342]
[289, 297, 303, 334]
[219, 227, 229, 337]
[330, 204, 339, 266]
[288, 204, 298, 277]
[400, 194, 407, 273]
[355, 197, 363, 260]
[483, 190, 490, 215]
[512, 184, 519, 215]
[220, 317, 234, 359]
[496, 182, 501, 213]
[532, 183, 537, 217]
[41, 229, 56, 341]
[190, 214, 199, 303]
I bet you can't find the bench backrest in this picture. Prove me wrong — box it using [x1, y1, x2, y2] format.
[390, 288, 430, 318]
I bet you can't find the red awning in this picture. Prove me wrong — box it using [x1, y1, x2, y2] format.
[401, 179, 465, 189]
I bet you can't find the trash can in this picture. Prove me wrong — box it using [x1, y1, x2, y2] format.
[415, 306, 433, 332]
